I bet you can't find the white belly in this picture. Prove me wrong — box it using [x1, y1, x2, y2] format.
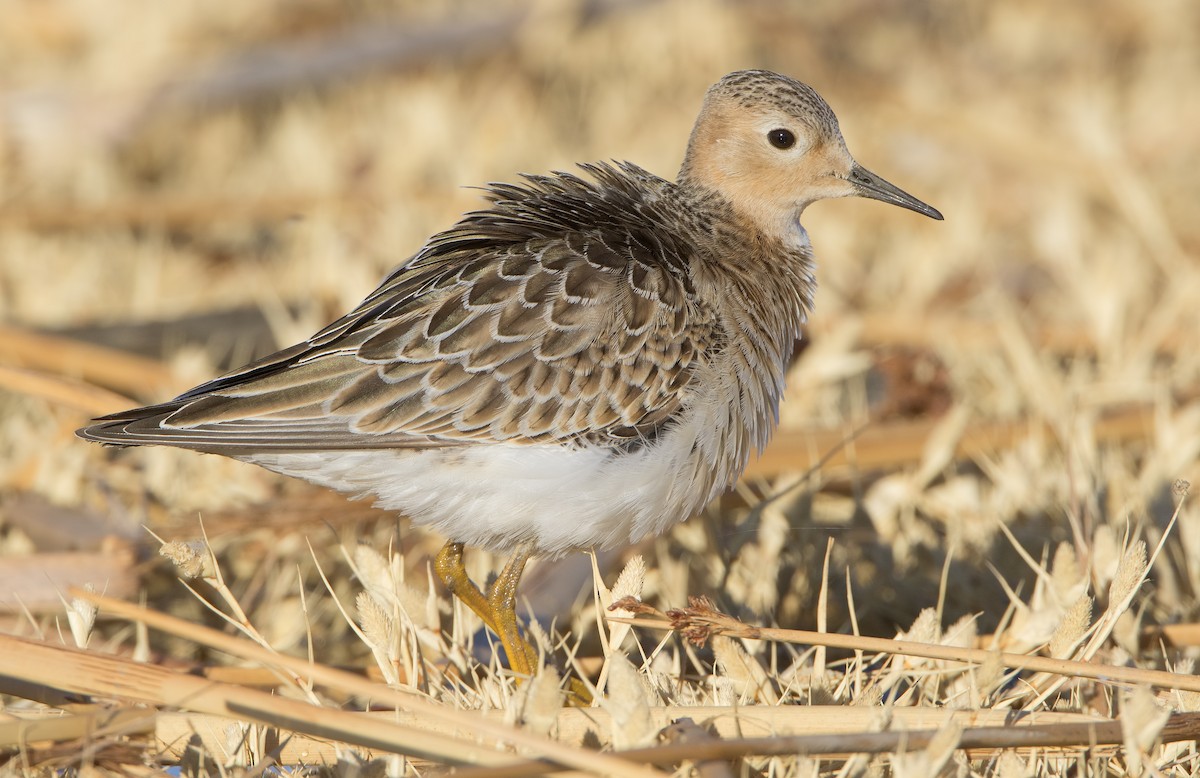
[243, 415, 721, 556]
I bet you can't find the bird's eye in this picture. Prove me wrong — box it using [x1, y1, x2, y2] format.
[768, 128, 796, 149]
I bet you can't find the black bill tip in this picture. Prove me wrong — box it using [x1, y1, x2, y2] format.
[849, 164, 943, 221]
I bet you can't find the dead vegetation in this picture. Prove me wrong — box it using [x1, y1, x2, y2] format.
[3, 0, 1200, 774]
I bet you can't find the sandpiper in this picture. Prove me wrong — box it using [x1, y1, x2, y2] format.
[79, 70, 941, 679]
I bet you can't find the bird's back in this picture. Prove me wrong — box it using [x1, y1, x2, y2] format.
[78, 162, 722, 458]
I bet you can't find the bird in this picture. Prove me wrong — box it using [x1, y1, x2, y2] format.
[78, 70, 942, 681]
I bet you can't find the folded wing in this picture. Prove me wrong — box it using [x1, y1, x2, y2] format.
[79, 165, 717, 455]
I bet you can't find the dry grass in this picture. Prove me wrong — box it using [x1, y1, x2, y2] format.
[3, 0, 1200, 774]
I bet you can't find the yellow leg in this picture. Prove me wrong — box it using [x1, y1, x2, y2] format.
[434, 541, 592, 703]
[433, 541, 539, 676]
[485, 543, 539, 676]
[434, 542, 498, 633]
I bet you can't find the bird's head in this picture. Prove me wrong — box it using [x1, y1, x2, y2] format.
[679, 70, 942, 240]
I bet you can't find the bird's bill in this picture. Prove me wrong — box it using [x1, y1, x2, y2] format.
[848, 164, 943, 220]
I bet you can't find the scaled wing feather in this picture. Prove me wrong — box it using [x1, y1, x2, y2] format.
[79, 163, 716, 454]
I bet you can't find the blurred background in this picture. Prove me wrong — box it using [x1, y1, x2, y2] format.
[2, 0, 1199, 668]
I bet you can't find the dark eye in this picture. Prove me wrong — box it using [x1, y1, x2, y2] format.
[768, 128, 796, 149]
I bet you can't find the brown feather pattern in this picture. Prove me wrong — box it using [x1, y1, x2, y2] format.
[81, 161, 725, 452]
